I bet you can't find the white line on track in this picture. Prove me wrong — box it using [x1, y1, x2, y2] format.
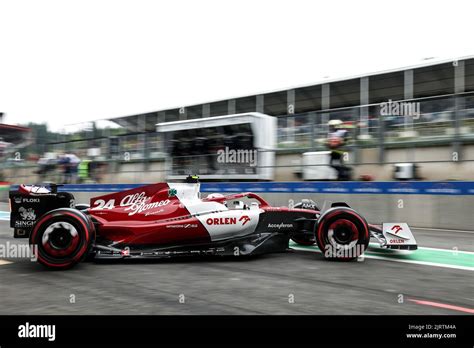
[409, 245, 474, 255]
[0, 260, 12, 266]
[412, 227, 474, 234]
[367, 242, 474, 255]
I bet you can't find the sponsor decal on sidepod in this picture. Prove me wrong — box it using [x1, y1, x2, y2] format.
[206, 215, 251, 226]
[92, 192, 171, 216]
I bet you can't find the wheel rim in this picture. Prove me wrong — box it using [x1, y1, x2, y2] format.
[42, 221, 80, 257]
[328, 219, 358, 245]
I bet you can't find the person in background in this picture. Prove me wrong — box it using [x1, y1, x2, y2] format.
[328, 119, 349, 142]
[57, 154, 70, 184]
[78, 158, 91, 183]
[60, 153, 81, 184]
[35, 154, 58, 182]
[327, 120, 351, 180]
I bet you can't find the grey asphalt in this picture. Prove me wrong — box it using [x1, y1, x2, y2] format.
[0, 219, 472, 315]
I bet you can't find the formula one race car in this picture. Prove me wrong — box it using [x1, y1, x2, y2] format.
[9, 176, 417, 269]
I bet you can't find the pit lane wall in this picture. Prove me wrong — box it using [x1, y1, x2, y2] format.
[6, 181, 473, 231]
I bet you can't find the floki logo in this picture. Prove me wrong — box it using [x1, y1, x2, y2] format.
[18, 322, 56, 341]
[13, 197, 40, 204]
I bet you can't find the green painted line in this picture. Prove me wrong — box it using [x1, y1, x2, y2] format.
[367, 248, 473, 268]
[289, 241, 474, 269]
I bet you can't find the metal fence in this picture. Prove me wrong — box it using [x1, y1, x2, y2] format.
[39, 92, 474, 161]
[276, 93, 474, 149]
[2, 92, 474, 183]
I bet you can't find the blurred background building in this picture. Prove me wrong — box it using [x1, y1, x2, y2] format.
[1, 57, 474, 183]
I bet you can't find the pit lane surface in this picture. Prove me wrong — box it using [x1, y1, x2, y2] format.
[0, 219, 472, 315]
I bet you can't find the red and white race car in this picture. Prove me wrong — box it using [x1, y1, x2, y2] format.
[10, 176, 417, 269]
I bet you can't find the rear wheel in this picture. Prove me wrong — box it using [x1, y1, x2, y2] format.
[316, 207, 369, 261]
[29, 209, 95, 269]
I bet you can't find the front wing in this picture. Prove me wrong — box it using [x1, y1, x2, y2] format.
[369, 223, 418, 250]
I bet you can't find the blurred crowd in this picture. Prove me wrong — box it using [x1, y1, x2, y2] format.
[35, 153, 106, 184]
[169, 124, 256, 175]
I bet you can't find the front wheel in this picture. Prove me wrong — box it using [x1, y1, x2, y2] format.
[29, 209, 95, 269]
[316, 207, 369, 261]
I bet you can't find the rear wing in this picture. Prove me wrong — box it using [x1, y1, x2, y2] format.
[9, 187, 75, 238]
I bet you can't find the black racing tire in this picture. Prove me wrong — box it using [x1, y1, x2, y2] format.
[315, 207, 369, 261]
[29, 208, 95, 270]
